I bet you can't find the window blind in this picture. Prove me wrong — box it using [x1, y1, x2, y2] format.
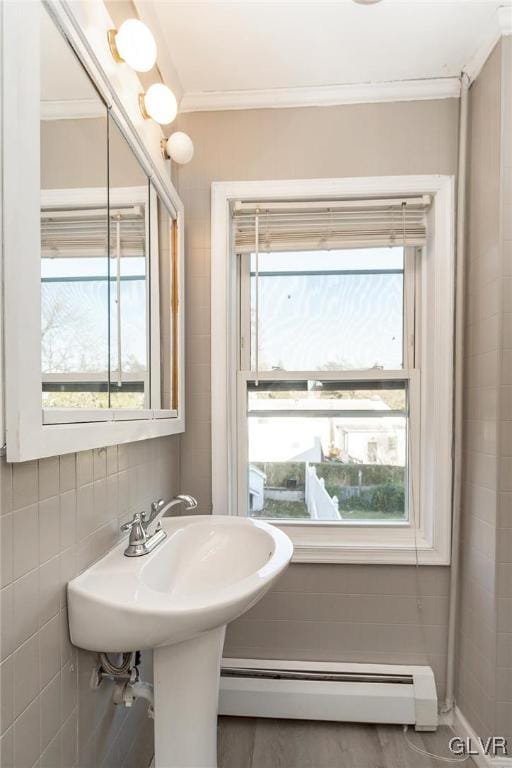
[41, 205, 145, 258]
[233, 196, 430, 252]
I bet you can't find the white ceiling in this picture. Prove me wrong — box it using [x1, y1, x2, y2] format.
[140, 0, 511, 110]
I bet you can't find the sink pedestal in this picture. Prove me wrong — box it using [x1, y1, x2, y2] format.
[154, 625, 226, 768]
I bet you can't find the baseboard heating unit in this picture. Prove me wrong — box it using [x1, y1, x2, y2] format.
[219, 659, 438, 732]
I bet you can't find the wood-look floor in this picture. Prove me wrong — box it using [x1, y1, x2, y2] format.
[217, 718, 473, 768]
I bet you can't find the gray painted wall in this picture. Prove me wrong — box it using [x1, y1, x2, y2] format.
[174, 97, 459, 700]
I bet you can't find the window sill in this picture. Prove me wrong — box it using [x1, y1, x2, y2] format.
[269, 520, 451, 565]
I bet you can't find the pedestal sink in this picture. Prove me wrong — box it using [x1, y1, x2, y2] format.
[67, 515, 293, 768]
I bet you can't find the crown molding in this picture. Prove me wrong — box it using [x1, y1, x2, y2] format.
[179, 77, 461, 113]
[40, 98, 106, 120]
[463, 3, 512, 83]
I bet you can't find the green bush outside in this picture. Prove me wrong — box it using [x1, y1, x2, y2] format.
[326, 481, 405, 515]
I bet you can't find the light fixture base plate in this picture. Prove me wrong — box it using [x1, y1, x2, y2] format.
[160, 138, 170, 160]
[107, 29, 124, 64]
[139, 93, 150, 120]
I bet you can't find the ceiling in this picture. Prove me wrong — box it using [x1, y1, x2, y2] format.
[137, 0, 511, 111]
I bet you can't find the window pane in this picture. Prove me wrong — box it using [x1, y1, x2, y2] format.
[41, 256, 109, 408]
[250, 248, 404, 371]
[247, 381, 408, 522]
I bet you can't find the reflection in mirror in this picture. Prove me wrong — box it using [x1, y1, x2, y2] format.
[154, 190, 178, 412]
[40, 5, 109, 409]
[39, 6, 178, 419]
[108, 115, 150, 409]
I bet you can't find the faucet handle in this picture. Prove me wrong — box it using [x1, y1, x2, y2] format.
[120, 512, 140, 533]
[120, 513, 147, 546]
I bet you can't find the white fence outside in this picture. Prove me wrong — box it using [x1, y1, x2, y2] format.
[249, 465, 266, 513]
[305, 464, 341, 520]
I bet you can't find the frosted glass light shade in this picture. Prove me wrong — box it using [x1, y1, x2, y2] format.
[141, 84, 178, 125]
[112, 20, 157, 72]
[165, 132, 194, 164]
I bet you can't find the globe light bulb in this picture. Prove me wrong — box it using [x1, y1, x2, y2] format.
[109, 20, 157, 73]
[164, 132, 194, 164]
[140, 84, 178, 125]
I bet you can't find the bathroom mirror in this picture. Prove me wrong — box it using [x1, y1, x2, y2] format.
[38, 6, 180, 422]
[2, 1, 185, 460]
[40, 5, 110, 411]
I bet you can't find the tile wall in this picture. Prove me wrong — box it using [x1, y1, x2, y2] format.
[0, 436, 179, 768]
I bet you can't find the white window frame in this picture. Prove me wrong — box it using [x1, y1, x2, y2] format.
[211, 175, 455, 565]
[1, 0, 185, 461]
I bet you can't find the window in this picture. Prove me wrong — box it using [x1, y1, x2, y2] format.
[240, 244, 414, 526]
[212, 177, 455, 564]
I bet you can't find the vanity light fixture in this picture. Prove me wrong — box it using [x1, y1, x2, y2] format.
[108, 19, 157, 72]
[139, 83, 177, 125]
[161, 132, 194, 164]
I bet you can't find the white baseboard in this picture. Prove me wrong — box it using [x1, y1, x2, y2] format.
[453, 707, 512, 768]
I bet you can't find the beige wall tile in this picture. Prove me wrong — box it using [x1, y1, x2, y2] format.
[39, 615, 60, 690]
[1, 586, 14, 662]
[39, 497, 60, 564]
[60, 709, 77, 768]
[0, 462, 12, 517]
[13, 570, 39, 649]
[106, 446, 118, 477]
[93, 448, 107, 481]
[59, 491, 76, 552]
[40, 673, 61, 753]
[14, 634, 40, 719]
[59, 454, 76, 494]
[38, 458, 60, 502]
[14, 697, 40, 768]
[12, 505, 39, 580]
[40, 730, 61, 768]
[0, 725, 13, 768]
[12, 462, 38, 511]
[0, 655, 14, 735]
[500, 457, 512, 492]
[77, 451, 93, 487]
[39, 556, 61, 627]
[76, 484, 95, 541]
[0, 514, 13, 589]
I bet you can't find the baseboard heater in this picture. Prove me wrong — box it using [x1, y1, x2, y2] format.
[219, 658, 438, 732]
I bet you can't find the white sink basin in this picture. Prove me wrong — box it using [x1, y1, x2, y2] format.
[68, 515, 293, 768]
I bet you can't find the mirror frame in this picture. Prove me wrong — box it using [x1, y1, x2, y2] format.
[1, 0, 185, 461]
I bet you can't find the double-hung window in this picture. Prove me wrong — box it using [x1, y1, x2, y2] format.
[212, 177, 455, 564]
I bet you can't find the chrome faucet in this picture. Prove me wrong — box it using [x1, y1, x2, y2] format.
[121, 494, 198, 557]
